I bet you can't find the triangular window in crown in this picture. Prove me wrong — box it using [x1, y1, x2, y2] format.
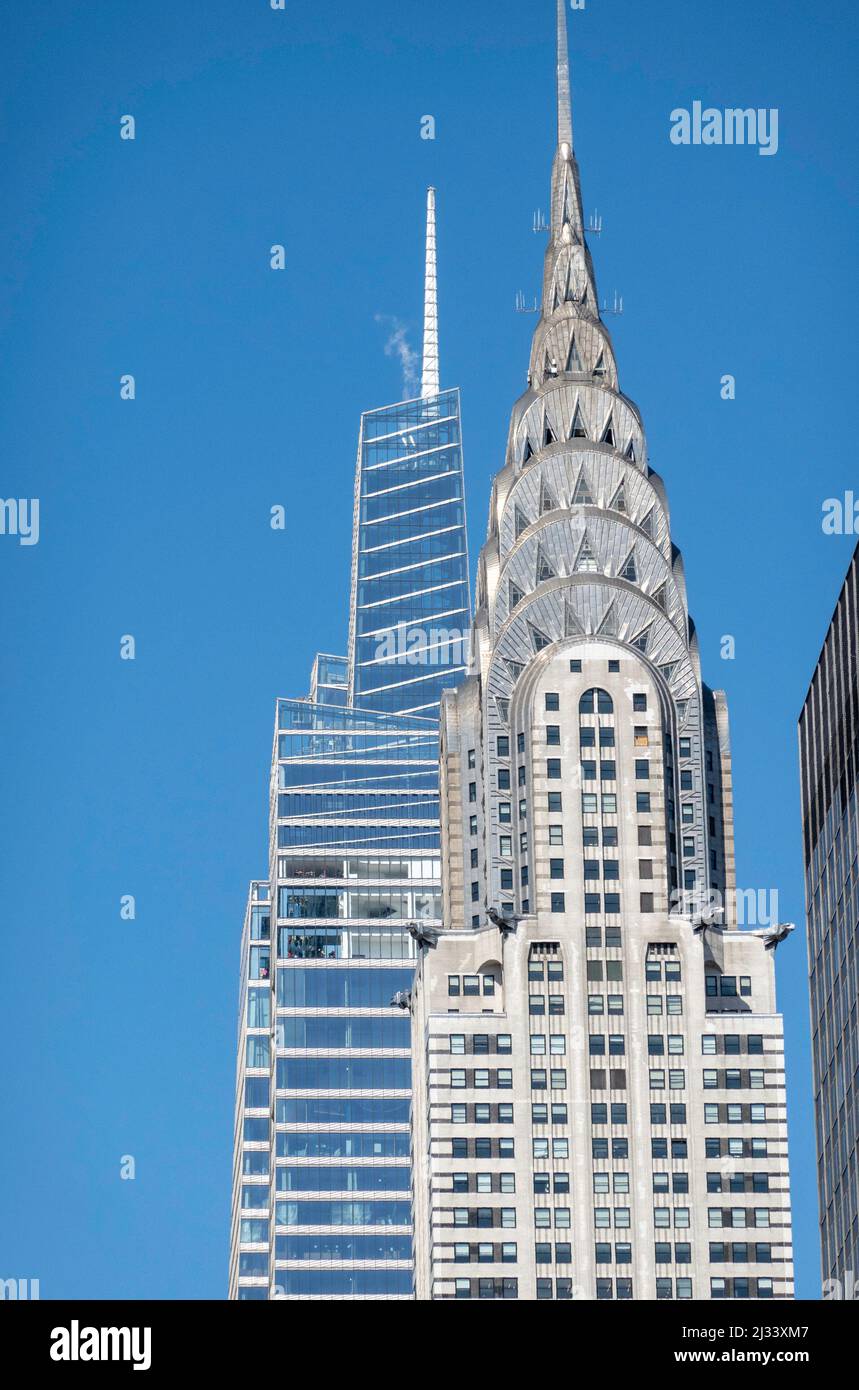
[529, 624, 553, 653]
[509, 579, 525, 610]
[598, 602, 619, 637]
[564, 263, 579, 304]
[571, 467, 594, 506]
[675, 700, 689, 725]
[625, 437, 637, 462]
[564, 600, 584, 637]
[570, 403, 588, 439]
[505, 659, 524, 683]
[651, 583, 668, 612]
[619, 547, 638, 583]
[640, 507, 655, 539]
[514, 506, 530, 539]
[522, 437, 533, 464]
[543, 416, 558, 448]
[601, 414, 616, 448]
[495, 697, 510, 725]
[659, 662, 677, 686]
[552, 284, 561, 312]
[540, 480, 559, 514]
[566, 334, 584, 373]
[536, 547, 557, 584]
[631, 624, 652, 653]
[593, 352, 607, 379]
[609, 482, 627, 514]
[562, 178, 574, 229]
[574, 532, 599, 574]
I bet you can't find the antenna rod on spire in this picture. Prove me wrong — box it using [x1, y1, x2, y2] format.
[556, 0, 573, 148]
[421, 187, 440, 399]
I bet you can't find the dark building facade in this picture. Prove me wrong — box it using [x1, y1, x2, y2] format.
[799, 542, 859, 1290]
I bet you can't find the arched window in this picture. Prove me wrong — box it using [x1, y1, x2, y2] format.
[579, 688, 614, 714]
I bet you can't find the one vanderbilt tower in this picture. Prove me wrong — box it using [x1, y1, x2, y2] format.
[410, 1, 794, 1302]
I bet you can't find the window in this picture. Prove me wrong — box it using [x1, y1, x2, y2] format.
[551, 893, 566, 913]
[545, 693, 560, 711]
[636, 793, 651, 812]
[579, 688, 614, 714]
[549, 825, 564, 846]
[633, 693, 647, 711]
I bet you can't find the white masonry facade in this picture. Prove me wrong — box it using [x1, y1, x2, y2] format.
[410, 1, 794, 1302]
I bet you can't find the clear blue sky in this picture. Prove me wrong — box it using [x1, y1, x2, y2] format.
[1, 0, 856, 1299]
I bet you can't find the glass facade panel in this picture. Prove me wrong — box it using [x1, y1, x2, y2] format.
[349, 391, 470, 719]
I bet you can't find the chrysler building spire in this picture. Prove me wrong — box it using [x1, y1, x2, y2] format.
[546, 2, 591, 311]
[556, 0, 573, 148]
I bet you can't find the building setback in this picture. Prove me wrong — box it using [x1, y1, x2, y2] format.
[799, 541, 859, 1292]
[229, 193, 471, 1299]
[410, 1, 795, 1302]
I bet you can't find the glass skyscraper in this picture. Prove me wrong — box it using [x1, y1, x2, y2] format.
[799, 541, 859, 1292]
[229, 189, 470, 1299]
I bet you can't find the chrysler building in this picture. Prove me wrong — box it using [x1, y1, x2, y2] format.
[410, 0, 794, 1302]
